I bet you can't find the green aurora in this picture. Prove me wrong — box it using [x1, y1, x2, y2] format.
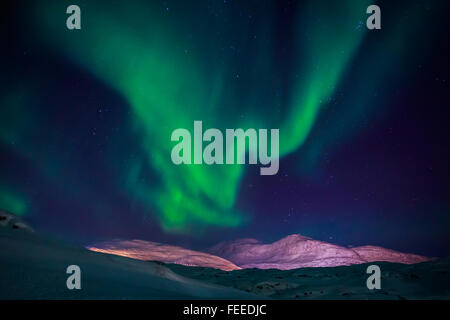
[0, 0, 440, 234]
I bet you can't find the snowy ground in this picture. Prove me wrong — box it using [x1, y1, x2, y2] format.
[167, 259, 450, 299]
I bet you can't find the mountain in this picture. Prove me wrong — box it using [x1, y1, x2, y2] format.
[88, 234, 430, 271]
[87, 239, 241, 271]
[208, 234, 429, 269]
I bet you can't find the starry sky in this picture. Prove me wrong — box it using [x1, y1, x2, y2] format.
[1, 0, 449, 256]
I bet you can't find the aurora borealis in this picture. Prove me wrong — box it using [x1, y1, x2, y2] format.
[1, 0, 450, 256]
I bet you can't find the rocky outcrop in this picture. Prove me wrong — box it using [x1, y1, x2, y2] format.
[0, 210, 33, 232]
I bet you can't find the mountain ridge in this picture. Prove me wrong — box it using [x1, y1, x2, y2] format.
[208, 234, 430, 269]
[88, 233, 430, 271]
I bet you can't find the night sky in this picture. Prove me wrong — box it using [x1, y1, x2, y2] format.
[1, 0, 450, 257]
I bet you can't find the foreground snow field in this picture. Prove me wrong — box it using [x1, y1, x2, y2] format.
[0, 212, 253, 299]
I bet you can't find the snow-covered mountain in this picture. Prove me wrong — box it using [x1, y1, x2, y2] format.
[89, 234, 429, 271]
[208, 234, 429, 269]
[87, 240, 241, 271]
